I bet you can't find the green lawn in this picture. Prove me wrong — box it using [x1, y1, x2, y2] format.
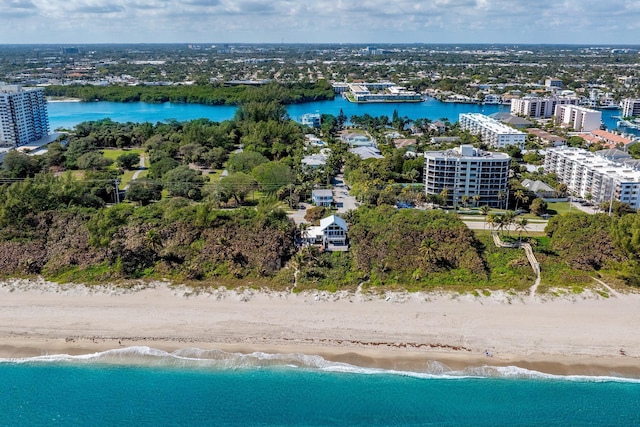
[545, 202, 572, 216]
[102, 148, 144, 164]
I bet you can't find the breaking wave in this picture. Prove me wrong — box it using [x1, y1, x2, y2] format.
[1, 346, 639, 383]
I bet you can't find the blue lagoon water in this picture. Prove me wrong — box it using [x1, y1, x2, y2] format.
[2, 347, 640, 426]
[48, 97, 628, 135]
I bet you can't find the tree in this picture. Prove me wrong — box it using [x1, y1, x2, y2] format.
[515, 217, 529, 243]
[472, 194, 481, 207]
[163, 165, 204, 200]
[555, 183, 568, 198]
[419, 238, 437, 264]
[2, 150, 40, 178]
[77, 151, 114, 171]
[514, 189, 529, 211]
[530, 198, 548, 216]
[480, 205, 490, 216]
[461, 195, 470, 209]
[218, 172, 258, 205]
[125, 179, 163, 205]
[439, 188, 449, 207]
[226, 151, 269, 174]
[251, 161, 295, 194]
[116, 152, 141, 170]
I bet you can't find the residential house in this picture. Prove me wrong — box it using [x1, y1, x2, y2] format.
[311, 189, 333, 207]
[301, 215, 349, 251]
[301, 153, 327, 169]
[350, 146, 384, 160]
[521, 179, 556, 199]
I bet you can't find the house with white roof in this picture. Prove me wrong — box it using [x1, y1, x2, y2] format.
[311, 189, 333, 206]
[302, 215, 349, 251]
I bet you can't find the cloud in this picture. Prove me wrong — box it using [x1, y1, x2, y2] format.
[1, 0, 640, 43]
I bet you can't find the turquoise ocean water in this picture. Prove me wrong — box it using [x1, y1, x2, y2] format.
[48, 97, 630, 135]
[2, 347, 640, 426]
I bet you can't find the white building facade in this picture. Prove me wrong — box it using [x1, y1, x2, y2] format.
[510, 96, 579, 118]
[544, 146, 640, 209]
[621, 98, 640, 118]
[0, 85, 50, 147]
[458, 113, 525, 148]
[424, 145, 511, 208]
[554, 105, 601, 132]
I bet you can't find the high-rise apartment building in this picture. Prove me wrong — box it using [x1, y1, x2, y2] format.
[510, 96, 579, 118]
[621, 98, 640, 118]
[544, 146, 640, 209]
[0, 85, 50, 147]
[424, 145, 510, 208]
[554, 104, 601, 132]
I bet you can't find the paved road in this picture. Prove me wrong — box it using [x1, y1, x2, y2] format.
[332, 174, 358, 214]
[463, 220, 548, 233]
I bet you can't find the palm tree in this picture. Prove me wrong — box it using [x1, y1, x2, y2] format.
[514, 189, 529, 211]
[486, 212, 498, 231]
[472, 194, 481, 207]
[419, 238, 437, 264]
[515, 218, 529, 243]
[497, 190, 505, 210]
[440, 188, 449, 207]
[298, 222, 311, 246]
[480, 205, 490, 216]
[503, 210, 517, 237]
[461, 195, 470, 209]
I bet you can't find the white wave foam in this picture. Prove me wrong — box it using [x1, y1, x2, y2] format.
[1, 347, 639, 383]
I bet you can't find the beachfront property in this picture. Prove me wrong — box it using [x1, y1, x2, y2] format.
[302, 214, 348, 251]
[342, 82, 422, 103]
[544, 146, 640, 209]
[424, 145, 510, 208]
[554, 105, 601, 132]
[311, 189, 333, 207]
[621, 98, 640, 118]
[301, 113, 321, 128]
[510, 95, 579, 118]
[458, 113, 526, 148]
[0, 85, 50, 147]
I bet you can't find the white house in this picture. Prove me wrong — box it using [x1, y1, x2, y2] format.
[311, 189, 333, 206]
[302, 215, 349, 251]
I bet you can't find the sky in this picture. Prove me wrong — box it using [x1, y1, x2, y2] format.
[2, 0, 640, 45]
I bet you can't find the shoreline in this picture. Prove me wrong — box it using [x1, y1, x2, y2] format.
[1, 279, 639, 378]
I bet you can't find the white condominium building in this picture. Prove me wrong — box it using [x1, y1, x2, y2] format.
[544, 146, 640, 209]
[621, 98, 640, 118]
[510, 96, 579, 118]
[458, 113, 525, 148]
[554, 104, 601, 132]
[0, 85, 50, 147]
[424, 145, 510, 208]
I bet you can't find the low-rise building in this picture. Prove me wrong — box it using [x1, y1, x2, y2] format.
[526, 128, 567, 147]
[459, 113, 526, 148]
[424, 145, 510, 208]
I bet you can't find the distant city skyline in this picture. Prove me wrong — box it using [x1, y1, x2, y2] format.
[2, 0, 640, 45]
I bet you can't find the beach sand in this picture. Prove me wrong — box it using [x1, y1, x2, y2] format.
[1, 278, 639, 377]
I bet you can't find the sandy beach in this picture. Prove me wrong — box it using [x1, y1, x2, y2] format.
[1, 278, 639, 377]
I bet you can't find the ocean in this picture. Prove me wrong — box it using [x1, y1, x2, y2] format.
[2, 347, 640, 426]
[47, 97, 632, 136]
